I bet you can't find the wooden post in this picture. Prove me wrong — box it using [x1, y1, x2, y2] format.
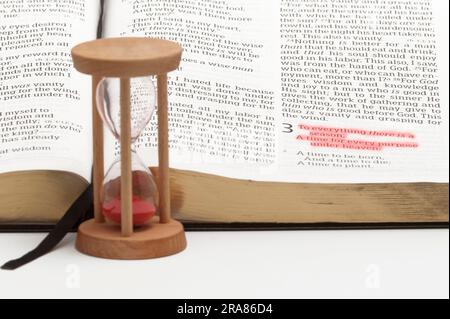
[92, 76, 105, 223]
[120, 78, 133, 236]
[157, 74, 170, 224]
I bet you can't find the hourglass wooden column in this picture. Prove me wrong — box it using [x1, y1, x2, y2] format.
[71, 37, 186, 259]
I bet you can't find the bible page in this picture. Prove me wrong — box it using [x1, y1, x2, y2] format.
[102, 0, 281, 180]
[277, 0, 449, 182]
[0, 0, 101, 181]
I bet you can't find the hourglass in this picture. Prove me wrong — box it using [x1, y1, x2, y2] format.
[71, 38, 186, 259]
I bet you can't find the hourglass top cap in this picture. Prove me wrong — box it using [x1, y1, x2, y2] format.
[71, 37, 183, 77]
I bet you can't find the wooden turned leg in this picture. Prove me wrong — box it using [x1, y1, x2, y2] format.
[157, 74, 170, 224]
[120, 78, 133, 236]
[92, 76, 105, 223]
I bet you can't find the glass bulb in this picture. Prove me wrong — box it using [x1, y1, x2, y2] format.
[96, 76, 156, 143]
[101, 153, 159, 226]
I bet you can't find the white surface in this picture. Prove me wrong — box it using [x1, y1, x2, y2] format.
[0, 229, 448, 299]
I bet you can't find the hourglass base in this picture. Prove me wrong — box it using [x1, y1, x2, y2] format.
[76, 217, 187, 260]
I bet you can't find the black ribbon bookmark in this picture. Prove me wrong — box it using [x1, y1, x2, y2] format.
[1, 184, 93, 270]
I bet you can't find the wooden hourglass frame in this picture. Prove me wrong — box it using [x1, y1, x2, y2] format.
[71, 38, 186, 259]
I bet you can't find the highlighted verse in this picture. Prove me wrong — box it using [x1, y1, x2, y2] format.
[297, 124, 418, 151]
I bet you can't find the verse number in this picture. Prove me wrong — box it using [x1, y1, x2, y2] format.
[282, 123, 293, 133]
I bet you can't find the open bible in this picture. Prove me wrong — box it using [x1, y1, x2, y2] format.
[0, 0, 448, 229]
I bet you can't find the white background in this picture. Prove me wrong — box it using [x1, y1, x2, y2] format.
[0, 229, 448, 299]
